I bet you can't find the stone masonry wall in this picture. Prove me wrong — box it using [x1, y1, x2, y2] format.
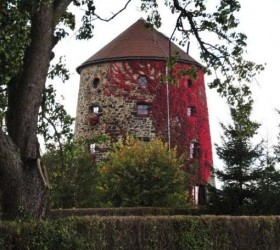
[74, 60, 213, 184]
[74, 61, 158, 142]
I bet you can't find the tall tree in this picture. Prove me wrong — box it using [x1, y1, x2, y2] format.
[0, 0, 263, 219]
[207, 85, 263, 214]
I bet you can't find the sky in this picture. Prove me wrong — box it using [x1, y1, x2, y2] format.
[50, 0, 280, 172]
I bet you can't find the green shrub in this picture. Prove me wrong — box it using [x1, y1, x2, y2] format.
[99, 138, 190, 207]
[43, 139, 105, 209]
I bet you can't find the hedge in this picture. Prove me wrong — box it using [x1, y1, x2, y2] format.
[0, 216, 280, 249]
[50, 207, 201, 218]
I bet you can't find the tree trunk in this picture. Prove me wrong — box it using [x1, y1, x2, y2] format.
[0, 4, 55, 220]
[0, 0, 73, 220]
[0, 130, 24, 220]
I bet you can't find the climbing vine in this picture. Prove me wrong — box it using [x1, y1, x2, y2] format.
[105, 60, 212, 184]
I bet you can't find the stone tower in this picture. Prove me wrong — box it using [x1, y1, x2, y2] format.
[75, 19, 213, 203]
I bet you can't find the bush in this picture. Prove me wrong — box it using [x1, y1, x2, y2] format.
[99, 138, 190, 207]
[44, 137, 190, 209]
[43, 140, 104, 208]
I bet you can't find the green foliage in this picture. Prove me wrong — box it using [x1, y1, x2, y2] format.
[274, 110, 280, 163]
[2, 216, 280, 249]
[251, 164, 280, 215]
[142, 0, 264, 95]
[0, 1, 31, 86]
[0, 218, 86, 249]
[38, 84, 74, 151]
[43, 137, 108, 208]
[207, 86, 264, 215]
[0, 1, 75, 150]
[48, 56, 70, 83]
[44, 134, 192, 210]
[204, 216, 280, 250]
[0, 216, 207, 250]
[207, 88, 280, 215]
[73, 0, 96, 39]
[249, 111, 280, 214]
[50, 207, 199, 218]
[99, 137, 189, 207]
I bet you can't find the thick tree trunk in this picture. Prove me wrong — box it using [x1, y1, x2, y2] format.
[0, 130, 49, 219]
[7, 6, 54, 160]
[0, 4, 54, 220]
[0, 130, 24, 220]
[0, 0, 72, 220]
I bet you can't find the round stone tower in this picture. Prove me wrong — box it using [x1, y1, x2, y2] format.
[75, 19, 213, 203]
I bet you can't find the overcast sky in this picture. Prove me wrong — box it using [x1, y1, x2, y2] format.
[50, 0, 280, 171]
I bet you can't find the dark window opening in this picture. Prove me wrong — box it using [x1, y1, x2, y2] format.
[138, 137, 151, 143]
[198, 185, 206, 205]
[93, 77, 100, 88]
[137, 75, 148, 88]
[190, 142, 200, 159]
[187, 79, 192, 88]
[137, 103, 149, 116]
[192, 185, 206, 205]
[187, 106, 196, 116]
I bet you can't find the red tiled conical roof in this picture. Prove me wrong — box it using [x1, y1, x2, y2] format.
[77, 18, 202, 73]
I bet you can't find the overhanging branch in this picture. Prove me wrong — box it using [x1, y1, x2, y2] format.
[93, 0, 132, 22]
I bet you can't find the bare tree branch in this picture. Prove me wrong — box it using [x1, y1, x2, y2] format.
[172, 0, 229, 75]
[42, 114, 65, 168]
[93, 0, 132, 22]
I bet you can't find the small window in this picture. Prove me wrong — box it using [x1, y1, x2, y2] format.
[187, 79, 192, 88]
[138, 137, 151, 143]
[137, 75, 148, 88]
[89, 143, 96, 153]
[191, 185, 206, 205]
[192, 185, 199, 205]
[91, 105, 102, 114]
[190, 142, 200, 159]
[137, 103, 149, 116]
[92, 106, 99, 114]
[93, 77, 100, 88]
[187, 106, 196, 116]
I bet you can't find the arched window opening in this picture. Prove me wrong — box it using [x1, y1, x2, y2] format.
[93, 77, 100, 88]
[137, 75, 148, 88]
